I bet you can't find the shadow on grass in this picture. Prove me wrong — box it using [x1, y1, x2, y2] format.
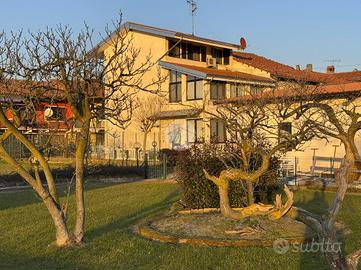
[0, 186, 179, 270]
[0, 249, 81, 270]
[86, 189, 179, 241]
[298, 182, 347, 269]
[0, 182, 120, 211]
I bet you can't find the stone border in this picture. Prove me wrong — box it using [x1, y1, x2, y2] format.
[136, 216, 311, 248]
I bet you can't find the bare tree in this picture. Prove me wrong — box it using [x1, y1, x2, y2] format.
[134, 96, 160, 155]
[216, 82, 361, 269]
[295, 85, 361, 182]
[0, 14, 163, 246]
[202, 85, 316, 219]
[284, 83, 361, 269]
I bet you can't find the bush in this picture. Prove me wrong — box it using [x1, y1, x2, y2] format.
[254, 156, 281, 202]
[0, 163, 145, 187]
[175, 143, 281, 209]
[158, 148, 186, 166]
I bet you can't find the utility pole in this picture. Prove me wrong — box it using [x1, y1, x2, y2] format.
[187, 0, 197, 35]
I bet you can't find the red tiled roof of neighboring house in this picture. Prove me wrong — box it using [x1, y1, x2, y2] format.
[327, 70, 361, 82]
[160, 61, 275, 84]
[218, 82, 361, 104]
[0, 80, 104, 101]
[232, 52, 355, 84]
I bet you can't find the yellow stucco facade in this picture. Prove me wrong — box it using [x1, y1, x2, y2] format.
[100, 24, 275, 161]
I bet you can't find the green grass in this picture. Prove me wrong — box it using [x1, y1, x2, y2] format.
[0, 182, 361, 270]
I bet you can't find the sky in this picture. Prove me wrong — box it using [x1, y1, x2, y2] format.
[0, 0, 360, 72]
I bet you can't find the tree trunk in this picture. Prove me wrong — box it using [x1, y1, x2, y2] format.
[246, 181, 255, 205]
[143, 130, 148, 159]
[73, 119, 90, 243]
[38, 187, 73, 246]
[343, 140, 361, 183]
[289, 162, 360, 270]
[217, 177, 243, 219]
[0, 132, 72, 246]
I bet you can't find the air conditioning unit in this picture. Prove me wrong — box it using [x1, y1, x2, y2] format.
[206, 57, 217, 68]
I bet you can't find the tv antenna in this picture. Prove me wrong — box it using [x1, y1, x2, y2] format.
[187, 0, 197, 35]
[323, 59, 341, 66]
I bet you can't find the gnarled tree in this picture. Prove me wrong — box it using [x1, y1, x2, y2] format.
[202, 85, 317, 220]
[0, 14, 163, 246]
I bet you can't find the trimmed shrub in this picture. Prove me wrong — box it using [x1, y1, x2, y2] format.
[175, 143, 281, 209]
[158, 148, 185, 166]
[0, 163, 145, 187]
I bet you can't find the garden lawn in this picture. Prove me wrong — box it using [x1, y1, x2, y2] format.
[0, 181, 361, 270]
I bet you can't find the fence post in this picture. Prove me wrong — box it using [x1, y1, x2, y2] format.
[294, 156, 297, 186]
[144, 153, 149, 179]
[162, 153, 167, 179]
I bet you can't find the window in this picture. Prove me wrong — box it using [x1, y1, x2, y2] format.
[223, 49, 230, 65]
[96, 132, 105, 146]
[210, 119, 226, 143]
[187, 76, 203, 100]
[181, 43, 187, 59]
[187, 44, 200, 61]
[250, 85, 264, 95]
[230, 83, 248, 97]
[187, 119, 204, 143]
[210, 81, 226, 100]
[168, 40, 206, 62]
[211, 48, 231, 65]
[168, 40, 181, 58]
[279, 122, 292, 142]
[200, 46, 207, 62]
[168, 124, 181, 148]
[169, 70, 182, 102]
[44, 106, 66, 121]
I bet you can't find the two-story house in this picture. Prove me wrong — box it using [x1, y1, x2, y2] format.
[97, 22, 276, 160]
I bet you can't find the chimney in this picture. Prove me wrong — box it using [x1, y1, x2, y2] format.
[326, 65, 335, 74]
[305, 64, 313, 72]
[295, 65, 301, 70]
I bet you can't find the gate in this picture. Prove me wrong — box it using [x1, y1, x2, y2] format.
[144, 153, 169, 179]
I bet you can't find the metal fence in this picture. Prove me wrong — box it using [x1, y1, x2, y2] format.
[3, 134, 31, 160]
[279, 155, 344, 186]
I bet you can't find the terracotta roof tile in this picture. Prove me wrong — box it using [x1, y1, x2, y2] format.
[232, 52, 353, 84]
[327, 71, 361, 82]
[219, 82, 361, 104]
[0, 80, 104, 100]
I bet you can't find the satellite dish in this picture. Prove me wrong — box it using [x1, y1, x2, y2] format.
[240, 37, 247, 50]
[44, 107, 54, 118]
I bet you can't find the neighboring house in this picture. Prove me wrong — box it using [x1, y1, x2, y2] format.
[0, 81, 105, 159]
[228, 52, 361, 172]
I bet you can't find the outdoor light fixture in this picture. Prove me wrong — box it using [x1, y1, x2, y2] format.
[152, 140, 157, 163]
[134, 141, 141, 167]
